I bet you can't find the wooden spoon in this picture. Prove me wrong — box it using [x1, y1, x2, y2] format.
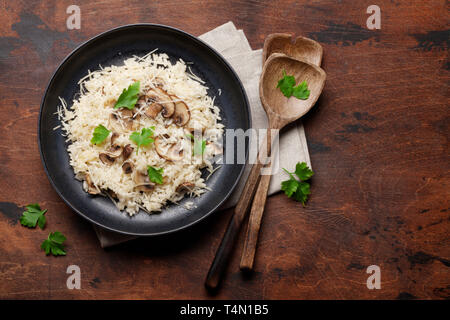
[263, 33, 323, 66]
[205, 53, 326, 289]
[238, 35, 324, 271]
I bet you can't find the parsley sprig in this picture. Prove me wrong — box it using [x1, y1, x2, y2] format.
[147, 166, 164, 184]
[114, 81, 140, 110]
[20, 203, 47, 229]
[20, 203, 68, 256]
[277, 70, 310, 100]
[281, 162, 314, 206]
[186, 133, 206, 156]
[130, 127, 155, 154]
[91, 124, 110, 145]
[41, 231, 67, 256]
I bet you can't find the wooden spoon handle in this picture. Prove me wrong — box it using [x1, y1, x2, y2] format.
[205, 131, 273, 290]
[240, 170, 272, 271]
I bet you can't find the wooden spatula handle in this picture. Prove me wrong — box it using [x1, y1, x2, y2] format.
[205, 131, 273, 290]
[205, 161, 264, 290]
[240, 171, 272, 271]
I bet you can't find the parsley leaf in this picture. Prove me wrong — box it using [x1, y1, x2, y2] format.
[41, 231, 67, 256]
[114, 81, 140, 110]
[195, 139, 206, 156]
[20, 203, 47, 229]
[277, 70, 310, 100]
[91, 124, 110, 145]
[147, 166, 164, 184]
[277, 70, 296, 97]
[281, 162, 314, 206]
[294, 162, 314, 180]
[293, 182, 311, 204]
[292, 80, 310, 100]
[186, 133, 206, 156]
[281, 179, 298, 198]
[130, 127, 155, 154]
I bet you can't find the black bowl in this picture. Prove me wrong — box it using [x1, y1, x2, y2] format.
[38, 24, 250, 236]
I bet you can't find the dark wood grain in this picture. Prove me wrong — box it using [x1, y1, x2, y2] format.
[0, 0, 448, 299]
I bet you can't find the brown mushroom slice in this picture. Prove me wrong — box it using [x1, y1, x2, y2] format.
[133, 171, 155, 192]
[120, 109, 134, 130]
[167, 143, 184, 161]
[154, 136, 167, 159]
[99, 153, 115, 165]
[99, 144, 123, 165]
[176, 182, 195, 193]
[145, 88, 175, 118]
[107, 144, 123, 157]
[122, 161, 134, 174]
[109, 109, 134, 133]
[110, 132, 119, 144]
[172, 99, 190, 126]
[145, 102, 163, 119]
[85, 174, 100, 195]
[154, 137, 184, 161]
[135, 184, 155, 192]
[156, 88, 175, 118]
[122, 144, 134, 160]
[135, 95, 147, 109]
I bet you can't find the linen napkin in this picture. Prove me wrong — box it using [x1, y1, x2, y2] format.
[94, 22, 311, 247]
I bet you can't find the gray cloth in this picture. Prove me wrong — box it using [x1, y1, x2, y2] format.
[94, 22, 312, 247]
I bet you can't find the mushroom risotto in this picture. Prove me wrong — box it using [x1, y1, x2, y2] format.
[57, 51, 224, 215]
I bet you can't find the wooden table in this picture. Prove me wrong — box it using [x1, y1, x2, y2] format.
[0, 0, 448, 300]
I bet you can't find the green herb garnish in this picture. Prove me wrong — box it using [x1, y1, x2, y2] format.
[277, 70, 310, 100]
[281, 162, 314, 206]
[114, 81, 140, 110]
[20, 203, 47, 229]
[41, 231, 67, 256]
[292, 80, 310, 100]
[186, 133, 206, 156]
[147, 166, 164, 184]
[91, 124, 110, 145]
[130, 127, 155, 154]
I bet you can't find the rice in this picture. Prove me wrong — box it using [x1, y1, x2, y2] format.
[58, 51, 224, 215]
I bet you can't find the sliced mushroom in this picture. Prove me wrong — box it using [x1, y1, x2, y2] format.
[133, 171, 155, 192]
[145, 101, 163, 119]
[110, 132, 119, 144]
[157, 89, 175, 118]
[176, 182, 195, 193]
[154, 136, 184, 161]
[109, 109, 134, 133]
[166, 142, 184, 161]
[122, 161, 134, 174]
[122, 144, 134, 160]
[145, 88, 175, 118]
[172, 99, 190, 126]
[99, 153, 115, 165]
[136, 95, 147, 109]
[99, 144, 123, 165]
[107, 144, 123, 157]
[85, 174, 100, 195]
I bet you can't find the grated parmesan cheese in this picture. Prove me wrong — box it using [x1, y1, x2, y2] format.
[58, 52, 224, 215]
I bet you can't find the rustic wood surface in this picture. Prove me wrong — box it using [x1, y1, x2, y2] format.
[0, 0, 448, 299]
